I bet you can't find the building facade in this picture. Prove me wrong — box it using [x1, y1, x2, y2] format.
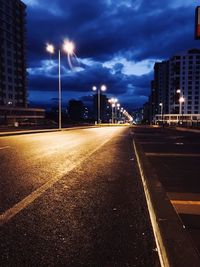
[154, 61, 169, 115]
[169, 49, 200, 115]
[150, 49, 200, 124]
[0, 0, 27, 107]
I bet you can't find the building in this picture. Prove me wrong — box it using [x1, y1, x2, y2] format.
[67, 99, 85, 121]
[93, 94, 110, 123]
[150, 49, 200, 124]
[0, 0, 27, 107]
[154, 61, 169, 114]
[0, 0, 45, 125]
[169, 49, 200, 115]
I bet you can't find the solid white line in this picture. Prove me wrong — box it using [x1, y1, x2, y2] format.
[171, 200, 200, 205]
[0, 146, 10, 150]
[133, 140, 170, 267]
[0, 138, 111, 226]
[171, 200, 200, 215]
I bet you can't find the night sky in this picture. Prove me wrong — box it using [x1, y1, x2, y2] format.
[24, 0, 198, 111]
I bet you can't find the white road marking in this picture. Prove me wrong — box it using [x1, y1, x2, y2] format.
[168, 192, 200, 215]
[0, 146, 10, 150]
[171, 200, 200, 215]
[0, 137, 111, 226]
[133, 140, 169, 267]
[175, 142, 184, 145]
[145, 153, 200, 157]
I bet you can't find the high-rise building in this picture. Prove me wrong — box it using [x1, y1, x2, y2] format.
[153, 61, 169, 115]
[150, 49, 200, 124]
[169, 49, 200, 114]
[0, 0, 27, 107]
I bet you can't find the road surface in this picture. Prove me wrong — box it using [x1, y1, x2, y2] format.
[0, 127, 160, 266]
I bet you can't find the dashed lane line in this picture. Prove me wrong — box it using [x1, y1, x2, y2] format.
[0, 138, 111, 226]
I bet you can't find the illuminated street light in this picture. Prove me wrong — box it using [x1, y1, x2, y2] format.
[179, 96, 185, 103]
[46, 41, 75, 130]
[159, 102, 163, 125]
[179, 96, 185, 124]
[93, 85, 107, 124]
[63, 40, 75, 55]
[46, 43, 54, 54]
[109, 98, 118, 124]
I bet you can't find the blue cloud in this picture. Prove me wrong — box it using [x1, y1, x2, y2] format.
[23, 0, 197, 110]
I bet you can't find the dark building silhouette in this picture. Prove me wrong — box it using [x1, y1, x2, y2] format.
[153, 61, 169, 115]
[68, 100, 85, 121]
[93, 94, 110, 122]
[0, 0, 45, 125]
[0, 0, 27, 107]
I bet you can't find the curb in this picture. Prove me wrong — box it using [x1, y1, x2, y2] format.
[0, 124, 127, 137]
[0, 126, 98, 137]
[132, 137, 200, 267]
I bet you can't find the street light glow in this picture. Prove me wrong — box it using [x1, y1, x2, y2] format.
[92, 86, 97, 91]
[101, 85, 107, 91]
[46, 43, 54, 54]
[179, 96, 185, 103]
[63, 40, 75, 55]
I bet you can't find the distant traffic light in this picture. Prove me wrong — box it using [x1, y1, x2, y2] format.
[195, 6, 200, 39]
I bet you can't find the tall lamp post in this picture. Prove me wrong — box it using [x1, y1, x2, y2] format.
[109, 98, 118, 124]
[93, 85, 107, 124]
[159, 102, 163, 125]
[46, 40, 75, 130]
[116, 103, 120, 123]
[179, 96, 185, 125]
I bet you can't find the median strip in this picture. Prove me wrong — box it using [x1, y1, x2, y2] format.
[133, 139, 169, 267]
[132, 136, 200, 267]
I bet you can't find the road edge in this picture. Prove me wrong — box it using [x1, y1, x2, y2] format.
[132, 137, 200, 267]
[0, 126, 97, 137]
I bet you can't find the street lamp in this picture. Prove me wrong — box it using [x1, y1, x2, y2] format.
[116, 103, 120, 123]
[108, 98, 118, 124]
[93, 85, 107, 124]
[46, 40, 75, 130]
[159, 102, 163, 125]
[179, 96, 185, 125]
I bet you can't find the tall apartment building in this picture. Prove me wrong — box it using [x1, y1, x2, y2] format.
[0, 0, 27, 107]
[153, 61, 169, 115]
[169, 49, 200, 114]
[150, 49, 200, 123]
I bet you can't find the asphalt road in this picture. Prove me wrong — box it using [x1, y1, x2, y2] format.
[0, 127, 160, 266]
[132, 126, 200, 253]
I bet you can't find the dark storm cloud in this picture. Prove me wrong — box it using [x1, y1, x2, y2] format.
[25, 0, 196, 109]
[28, 60, 153, 102]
